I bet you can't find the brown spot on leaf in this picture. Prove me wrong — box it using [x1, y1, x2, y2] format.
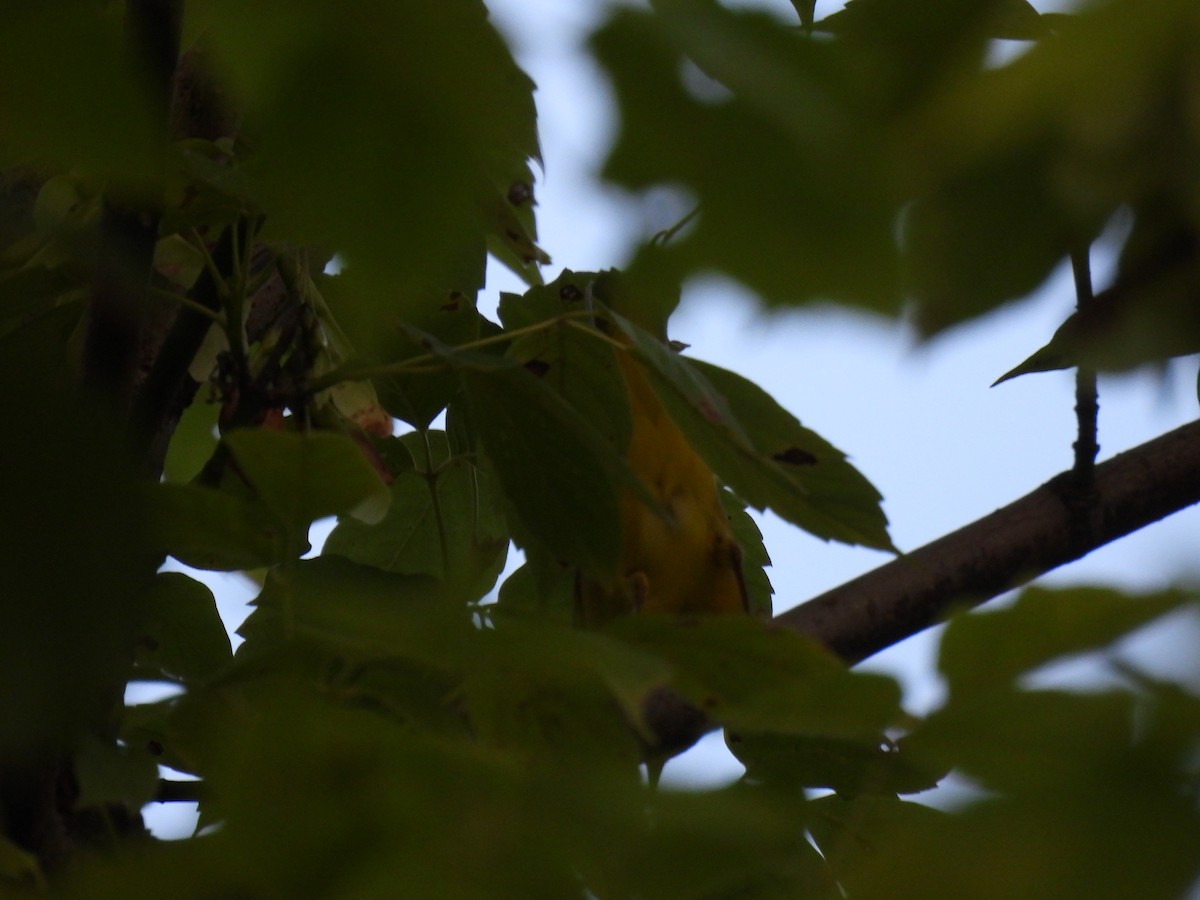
[773, 447, 818, 466]
[559, 283, 583, 302]
[524, 359, 551, 378]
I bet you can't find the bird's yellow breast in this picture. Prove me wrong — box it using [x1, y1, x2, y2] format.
[576, 347, 748, 626]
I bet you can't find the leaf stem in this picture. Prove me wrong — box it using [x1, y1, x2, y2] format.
[306, 309, 596, 393]
[419, 428, 452, 579]
[148, 286, 226, 325]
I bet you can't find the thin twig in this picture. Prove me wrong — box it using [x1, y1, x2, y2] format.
[1070, 246, 1099, 479]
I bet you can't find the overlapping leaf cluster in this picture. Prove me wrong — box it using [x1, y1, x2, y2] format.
[2, 0, 1199, 897]
[598, 0, 1200, 377]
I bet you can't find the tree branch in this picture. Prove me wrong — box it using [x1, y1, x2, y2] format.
[776, 418, 1200, 664]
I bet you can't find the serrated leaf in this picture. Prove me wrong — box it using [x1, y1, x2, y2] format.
[486, 162, 550, 285]
[325, 432, 509, 605]
[135, 573, 232, 685]
[695, 358, 893, 550]
[121, 697, 194, 777]
[505, 319, 632, 451]
[994, 240, 1200, 386]
[614, 311, 893, 550]
[719, 490, 773, 618]
[460, 364, 625, 575]
[225, 428, 391, 529]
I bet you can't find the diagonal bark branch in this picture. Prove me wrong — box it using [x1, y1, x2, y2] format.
[775, 418, 1200, 664]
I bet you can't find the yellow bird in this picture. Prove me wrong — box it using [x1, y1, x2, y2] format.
[575, 327, 749, 628]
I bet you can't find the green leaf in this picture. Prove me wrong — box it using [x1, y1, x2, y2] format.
[994, 207, 1200, 385]
[224, 428, 391, 530]
[325, 431, 509, 605]
[614, 312, 894, 550]
[694, 357, 893, 550]
[147, 481, 295, 570]
[460, 619, 667, 762]
[485, 161, 550, 285]
[938, 585, 1192, 695]
[495, 556, 577, 625]
[608, 616, 904, 738]
[592, 783, 830, 900]
[719, 490, 773, 618]
[903, 144, 1083, 334]
[121, 697, 194, 778]
[0, 835, 43, 891]
[504, 310, 632, 452]
[189, 0, 537, 305]
[75, 735, 160, 811]
[806, 794, 948, 889]
[162, 396, 221, 483]
[592, 3, 900, 311]
[134, 573, 232, 685]
[237, 557, 469, 667]
[728, 731, 947, 796]
[912, 688, 1139, 795]
[460, 364, 625, 576]
[0, 7, 162, 179]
